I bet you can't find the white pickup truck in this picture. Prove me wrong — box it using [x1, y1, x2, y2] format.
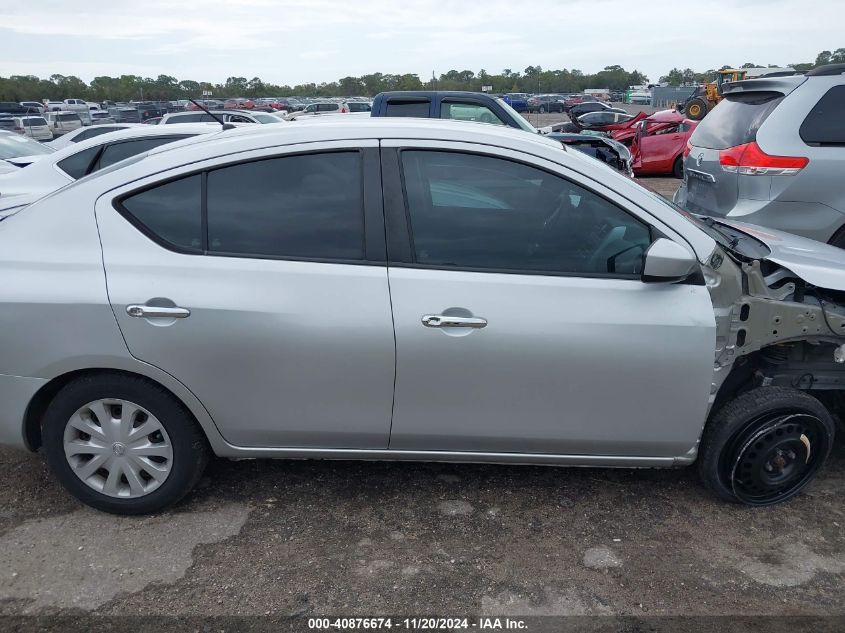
[44, 99, 93, 124]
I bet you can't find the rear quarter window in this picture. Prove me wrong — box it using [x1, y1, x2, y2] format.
[689, 91, 783, 149]
[799, 85, 845, 146]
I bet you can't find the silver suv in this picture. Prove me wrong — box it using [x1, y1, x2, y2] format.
[675, 64, 845, 246]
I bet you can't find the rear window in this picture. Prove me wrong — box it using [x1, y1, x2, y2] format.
[689, 91, 783, 149]
[384, 100, 430, 117]
[58, 113, 80, 122]
[23, 117, 47, 126]
[165, 113, 210, 123]
[799, 85, 845, 146]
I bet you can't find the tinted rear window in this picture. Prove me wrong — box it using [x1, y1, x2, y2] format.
[384, 100, 430, 117]
[689, 91, 783, 149]
[58, 113, 80, 121]
[799, 85, 845, 146]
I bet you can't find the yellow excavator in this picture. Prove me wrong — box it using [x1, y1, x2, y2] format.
[682, 69, 747, 120]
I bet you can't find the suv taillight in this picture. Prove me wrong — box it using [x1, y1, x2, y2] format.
[719, 141, 808, 176]
[683, 141, 692, 158]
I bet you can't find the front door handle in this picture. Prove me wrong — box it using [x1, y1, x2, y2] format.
[126, 305, 191, 319]
[421, 314, 487, 329]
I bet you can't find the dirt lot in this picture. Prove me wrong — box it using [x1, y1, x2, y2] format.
[0, 103, 843, 631]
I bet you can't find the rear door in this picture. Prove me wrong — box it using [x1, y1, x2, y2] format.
[98, 142, 395, 448]
[684, 91, 785, 216]
[381, 141, 715, 458]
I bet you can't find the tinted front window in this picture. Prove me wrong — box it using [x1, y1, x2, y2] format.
[207, 152, 364, 260]
[95, 137, 188, 171]
[57, 146, 100, 179]
[690, 91, 784, 149]
[401, 151, 650, 275]
[120, 175, 202, 250]
[799, 85, 845, 146]
[384, 100, 430, 117]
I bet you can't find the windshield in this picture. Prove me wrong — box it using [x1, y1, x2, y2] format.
[0, 133, 54, 159]
[495, 98, 537, 134]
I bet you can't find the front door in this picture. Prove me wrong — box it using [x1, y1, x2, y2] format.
[97, 144, 396, 449]
[382, 144, 715, 458]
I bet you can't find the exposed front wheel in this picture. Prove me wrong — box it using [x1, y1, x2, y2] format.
[698, 387, 834, 506]
[43, 373, 210, 515]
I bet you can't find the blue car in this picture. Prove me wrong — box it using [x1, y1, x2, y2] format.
[503, 93, 530, 112]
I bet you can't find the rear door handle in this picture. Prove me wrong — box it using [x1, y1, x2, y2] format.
[421, 314, 487, 329]
[126, 305, 191, 319]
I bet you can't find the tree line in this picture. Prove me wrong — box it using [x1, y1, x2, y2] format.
[658, 48, 845, 86]
[0, 66, 647, 102]
[1, 48, 840, 102]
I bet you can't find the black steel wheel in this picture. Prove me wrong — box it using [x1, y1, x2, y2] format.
[698, 387, 834, 506]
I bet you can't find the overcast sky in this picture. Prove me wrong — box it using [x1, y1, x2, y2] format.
[0, 0, 838, 86]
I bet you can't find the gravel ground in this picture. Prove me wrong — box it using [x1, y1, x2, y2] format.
[0, 102, 843, 631]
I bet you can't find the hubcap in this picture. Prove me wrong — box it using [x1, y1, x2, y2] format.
[725, 412, 829, 505]
[63, 399, 173, 499]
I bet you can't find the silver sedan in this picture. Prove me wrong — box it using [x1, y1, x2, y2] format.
[0, 119, 842, 514]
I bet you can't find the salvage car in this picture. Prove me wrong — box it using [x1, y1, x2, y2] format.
[546, 132, 633, 175]
[630, 119, 698, 178]
[611, 109, 684, 145]
[0, 119, 843, 515]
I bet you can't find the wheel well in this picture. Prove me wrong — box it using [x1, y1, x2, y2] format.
[23, 368, 199, 451]
[712, 342, 845, 425]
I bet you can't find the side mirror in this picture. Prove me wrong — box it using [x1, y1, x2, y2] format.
[642, 238, 698, 283]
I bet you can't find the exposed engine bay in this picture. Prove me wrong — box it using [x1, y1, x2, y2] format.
[705, 244, 845, 412]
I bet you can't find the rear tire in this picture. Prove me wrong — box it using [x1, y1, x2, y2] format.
[672, 156, 684, 179]
[43, 373, 210, 515]
[698, 387, 834, 506]
[685, 98, 708, 121]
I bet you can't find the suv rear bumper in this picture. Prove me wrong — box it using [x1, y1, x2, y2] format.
[675, 182, 845, 244]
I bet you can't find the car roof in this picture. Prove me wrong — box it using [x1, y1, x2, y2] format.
[48, 123, 227, 159]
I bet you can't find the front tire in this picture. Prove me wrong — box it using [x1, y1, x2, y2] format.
[698, 387, 834, 506]
[43, 373, 209, 515]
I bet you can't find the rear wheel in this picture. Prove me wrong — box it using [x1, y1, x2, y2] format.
[43, 373, 210, 515]
[672, 156, 684, 179]
[698, 387, 834, 505]
[685, 98, 708, 121]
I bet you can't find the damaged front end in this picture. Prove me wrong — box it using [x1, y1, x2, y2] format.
[705, 238, 845, 416]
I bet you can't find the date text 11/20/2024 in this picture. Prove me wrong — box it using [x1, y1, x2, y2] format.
[308, 617, 529, 630]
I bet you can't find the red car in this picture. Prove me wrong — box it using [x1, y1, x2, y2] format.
[629, 118, 697, 178]
[611, 109, 684, 145]
[224, 98, 255, 110]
